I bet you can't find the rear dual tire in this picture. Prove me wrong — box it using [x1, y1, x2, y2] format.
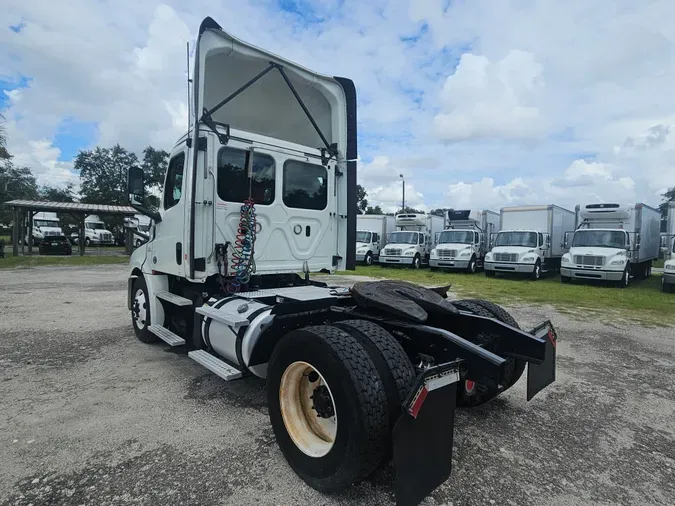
[451, 299, 526, 407]
[267, 321, 413, 493]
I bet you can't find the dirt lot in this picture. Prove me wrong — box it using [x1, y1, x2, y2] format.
[1, 265, 674, 506]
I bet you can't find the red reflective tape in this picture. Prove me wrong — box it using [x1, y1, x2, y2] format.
[547, 329, 557, 348]
[409, 386, 428, 419]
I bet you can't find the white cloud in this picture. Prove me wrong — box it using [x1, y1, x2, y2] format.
[368, 181, 427, 214]
[434, 50, 544, 141]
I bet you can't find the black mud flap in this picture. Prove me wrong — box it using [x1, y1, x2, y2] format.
[392, 362, 460, 506]
[526, 320, 557, 401]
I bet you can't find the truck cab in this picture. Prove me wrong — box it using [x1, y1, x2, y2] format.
[430, 229, 482, 272]
[355, 229, 380, 265]
[561, 228, 630, 284]
[28, 212, 63, 246]
[485, 229, 549, 279]
[380, 229, 430, 269]
[71, 215, 114, 246]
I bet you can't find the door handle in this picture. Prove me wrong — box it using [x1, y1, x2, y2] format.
[176, 242, 182, 265]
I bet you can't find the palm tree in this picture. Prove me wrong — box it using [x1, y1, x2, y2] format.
[0, 113, 9, 160]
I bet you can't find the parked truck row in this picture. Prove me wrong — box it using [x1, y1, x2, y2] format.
[357, 201, 665, 289]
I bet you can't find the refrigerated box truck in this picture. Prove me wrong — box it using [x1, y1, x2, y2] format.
[485, 205, 575, 280]
[430, 209, 499, 273]
[355, 214, 395, 265]
[562, 203, 661, 288]
[379, 213, 445, 269]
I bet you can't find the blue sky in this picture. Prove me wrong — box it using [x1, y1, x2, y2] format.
[2, 0, 675, 211]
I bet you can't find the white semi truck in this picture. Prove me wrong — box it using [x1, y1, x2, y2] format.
[379, 213, 445, 269]
[124, 16, 559, 506]
[26, 211, 63, 245]
[660, 202, 674, 293]
[430, 209, 499, 273]
[125, 213, 153, 248]
[485, 205, 575, 280]
[71, 214, 114, 246]
[355, 214, 395, 265]
[561, 203, 661, 288]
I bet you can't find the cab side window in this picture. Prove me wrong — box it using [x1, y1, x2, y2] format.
[164, 152, 185, 210]
[538, 233, 544, 247]
[373, 233, 379, 243]
[418, 233, 424, 245]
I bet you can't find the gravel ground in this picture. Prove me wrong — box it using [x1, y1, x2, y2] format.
[1, 265, 674, 506]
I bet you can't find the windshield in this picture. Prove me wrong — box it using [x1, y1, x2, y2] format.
[572, 230, 626, 249]
[86, 223, 106, 230]
[438, 230, 473, 244]
[34, 220, 60, 228]
[495, 231, 537, 248]
[389, 232, 418, 245]
[356, 231, 372, 243]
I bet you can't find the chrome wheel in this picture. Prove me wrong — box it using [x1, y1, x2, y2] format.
[279, 361, 337, 458]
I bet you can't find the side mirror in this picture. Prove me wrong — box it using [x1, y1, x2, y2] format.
[635, 233, 641, 248]
[128, 166, 144, 205]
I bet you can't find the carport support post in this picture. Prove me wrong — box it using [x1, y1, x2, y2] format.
[125, 225, 133, 255]
[27, 210, 34, 255]
[79, 215, 85, 257]
[19, 210, 25, 255]
[12, 207, 19, 256]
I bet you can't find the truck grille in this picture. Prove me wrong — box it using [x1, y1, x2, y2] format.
[384, 248, 401, 256]
[574, 255, 604, 266]
[100, 233, 113, 242]
[437, 249, 457, 259]
[43, 231, 60, 237]
[494, 253, 518, 262]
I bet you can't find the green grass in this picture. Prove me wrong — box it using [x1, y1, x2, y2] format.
[654, 259, 665, 269]
[0, 253, 129, 269]
[338, 266, 673, 326]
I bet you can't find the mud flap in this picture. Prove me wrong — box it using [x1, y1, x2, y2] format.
[526, 320, 557, 401]
[392, 362, 460, 506]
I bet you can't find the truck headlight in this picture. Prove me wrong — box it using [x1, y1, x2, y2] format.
[459, 250, 471, 258]
[561, 256, 570, 263]
[523, 256, 535, 262]
[430, 250, 437, 258]
[666, 264, 675, 271]
[357, 248, 366, 254]
[610, 259, 625, 266]
[405, 250, 415, 256]
[485, 253, 492, 261]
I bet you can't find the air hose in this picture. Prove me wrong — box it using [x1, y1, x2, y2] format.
[227, 197, 256, 293]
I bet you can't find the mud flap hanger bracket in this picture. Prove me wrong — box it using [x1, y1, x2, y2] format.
[199, 61, 338, 165]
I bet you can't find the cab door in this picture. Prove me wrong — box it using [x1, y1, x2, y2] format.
[150, 146, 188, 277]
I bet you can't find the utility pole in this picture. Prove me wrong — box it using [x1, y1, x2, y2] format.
[400, 174, 405, 212]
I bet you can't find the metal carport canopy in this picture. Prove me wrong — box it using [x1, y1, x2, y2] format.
[6, 200, 138, 257]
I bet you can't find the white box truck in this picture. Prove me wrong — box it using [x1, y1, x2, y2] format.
[71, 214, 114, 246]
[561, 203, 661, 288]
[661, 202, 674, 292]
[27, 211, 64, 245]
[430, 209, 499, 273]
[122, 16, 560, 506]
[355, 214, 395, 265]
[485, 205, 575, 280]
[379, 213, 445, 268]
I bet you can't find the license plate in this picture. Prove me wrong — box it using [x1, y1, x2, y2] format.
[51, 242, 58, 246]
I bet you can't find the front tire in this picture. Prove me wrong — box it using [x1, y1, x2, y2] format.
[364, 251, 373, 266]
[131, 276, 157, 344]
[85, 237, 91, 247]
[531, 260, 541, 280]
[618, 267, 630, 288]
[267, 325, 388, 493]
[467, 255, 477, 274]
[411, 254, 421, 269]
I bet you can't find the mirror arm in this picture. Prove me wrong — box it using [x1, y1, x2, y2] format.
[130, 203, 162, 224]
